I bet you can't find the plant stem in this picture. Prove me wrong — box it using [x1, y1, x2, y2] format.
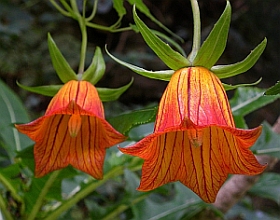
[50, 0, 71, 17]
[188, 0, 201, 62]
[0, 193, 13, 220]
[70, 0, 88, 75]
[102, 194, 148, 220]
[44, 166, 125, 220]
[28, 171, 60, 220]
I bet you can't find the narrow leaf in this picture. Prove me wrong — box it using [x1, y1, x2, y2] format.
[230, 87, 280, 117]
[249, 173, 280, 204]
[212, 38, 267, 78]
[108, 106, 158, 135]
[82, 47, 105, 84]
[113, 0, 126, 17]
[265, 81, 280, 95]
[193, 1, 231, 68]
[97, 79, 133, 102]
[0, 79, 33, 159]
[128, 0, 183, 42]
[223, 78, 262, 91]
[106, 46, 174, 81]
[17, 81, 62, 97]
[252, 122, 280, 159]
[133, 5, 190, 70]
[48, 33, 77, 83]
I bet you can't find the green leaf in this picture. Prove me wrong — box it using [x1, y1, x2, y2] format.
[211, 38, 267, 78]
[97, 79, 133, 102]
[230, 87, 280, 117]
[222, 78, 262, 91]
[252, 121, 280, 158]
[17, 81, 62, 97]
[132, 182, 203, 220]
[193, 1, 231, 68]
[48, 33, 77, 83]
[82, 47, 105, 85]
[112, 0, 126, 17]
[106, 46, 174, 81]
[265, 81, 280, 95]
[249, 172, 280, 204]
[133, 5, 190, 70]
[108, 106, 158, 135]
[0, 79, 33, 159]
[128, 0, 183, 42]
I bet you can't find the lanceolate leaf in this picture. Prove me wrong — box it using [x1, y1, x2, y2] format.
[82, 46, 105, 85]
[212, 38, 267, 78]
[133, 5, 190, 70]
[17, 81, 61, 97]
[48, 33, 77, 83]
[108, 106, 158, 135]
[252, 122, 280, 158]
[193, 1, 231, 68]
[112, 0, 126, 17]
[0, 79, 33, 159]
[97, 79, 133, 102]
[106, 46, 174, 81]
[128, 0, 183, 42]
[230, 87, 280, 117]
[222, 78, 262, 91]
[249, 172, 280, 205]
[265, 81, 280, 95]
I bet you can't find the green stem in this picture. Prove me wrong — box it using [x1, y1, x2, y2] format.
[188, 0, 201, 62]
[50, 0, 71, 17]
[85, 21, 133, 32]
[44, 166, 126, 220]
[0, 193, 13, 220]
[70, 0, 88, 75]
[28, 171, 60, 220]
[86, 0, 98, 22]
[0, 172, 23, 206]
[102, 194, 148, 220]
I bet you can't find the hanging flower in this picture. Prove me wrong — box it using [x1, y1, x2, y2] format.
[16, 80, 126, 179]
[119, 67, 266, 203]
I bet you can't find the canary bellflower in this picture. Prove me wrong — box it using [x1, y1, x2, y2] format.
[119, 67, 266, 203]
[107, 2, 267, 202]
[16, 80, 126, 179]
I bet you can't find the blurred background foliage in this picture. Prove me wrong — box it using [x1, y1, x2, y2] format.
[1, 0, 279, 124]
[0, 0, 280, 219]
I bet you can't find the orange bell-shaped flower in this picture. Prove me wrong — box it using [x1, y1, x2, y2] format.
[120, 67, 266, 203]
[16, 80, 126, 179]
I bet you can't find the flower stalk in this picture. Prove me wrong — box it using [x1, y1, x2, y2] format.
[189, 0, 201, 62]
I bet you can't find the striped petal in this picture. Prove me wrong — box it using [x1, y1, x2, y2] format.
[155, 67, 235, 132]
[16, 80, 126, 178]
[120, 122, 265, 203]
[120, 67, 265, 203]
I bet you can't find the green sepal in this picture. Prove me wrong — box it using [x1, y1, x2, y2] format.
[48, 33, 77, 83]
[128, 0, 183, 42]
[212, 38, 267, 79]
[265, 81, 280, 95]
[106, 46, 174, 81]
[193, 1, 231, 68]
[97, 79, 133, 102]
[82, 47, 105, 85]
[17, 81, 62, 97]
[223, 78, 262, 91]
[133, 5, 190, 70]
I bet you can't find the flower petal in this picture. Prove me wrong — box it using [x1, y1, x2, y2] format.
[120, 123, 265, 203]
[155, 67, 235, 132]
[16, 80, 126, 178]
